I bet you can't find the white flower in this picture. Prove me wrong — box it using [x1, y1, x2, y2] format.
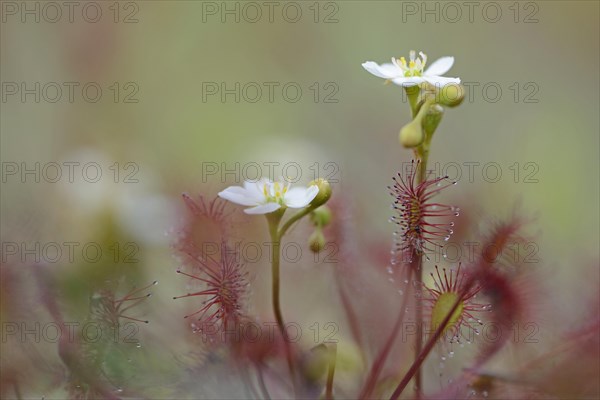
[218, 178, 319, 215]
[362, 50, 460, 87]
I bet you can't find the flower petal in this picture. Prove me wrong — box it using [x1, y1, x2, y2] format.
[244, 180, 267, 202]
[424, 56, 454, 76]
[218, 186, 260, 206]
[362, 61, 401, 79]
[244, 202, 281, 215]
[423, 76, 461, 86]
[391, 76, 426, 87]
[284, 185, 319, 208]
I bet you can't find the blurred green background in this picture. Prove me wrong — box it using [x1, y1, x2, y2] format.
[1, 1, 598, 398]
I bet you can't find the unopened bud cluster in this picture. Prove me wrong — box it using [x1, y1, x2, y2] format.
[308, 204, 332, 253]
[400, 83, 465, 149]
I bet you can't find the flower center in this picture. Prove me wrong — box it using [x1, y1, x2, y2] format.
[263, 181, 289, 205]
[397, 50, 427, 77]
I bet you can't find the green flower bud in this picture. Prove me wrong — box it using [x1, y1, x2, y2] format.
[422, 104, 444, 137]
[310, 206, 332, 227]
[309, 178, 332, 208]
[437, 84, 465, 107]
[399, 120, 424, 148]
[309, 229, 326, 253]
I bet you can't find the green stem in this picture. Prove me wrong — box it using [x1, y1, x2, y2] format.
[418, 149, 429, 183]
[279, 206, 316, 238]
[269, 224, 284, 333]
[404, 132, 431, 398]
[401, 85, 444, 399]
[405, 86, 420, 118]
[267, 212, 297, 393]
[412, 151, 429, 399]
[401, 86, 437, 398]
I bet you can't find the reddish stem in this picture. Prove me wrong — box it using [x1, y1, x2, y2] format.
[389, 278, 474, 400]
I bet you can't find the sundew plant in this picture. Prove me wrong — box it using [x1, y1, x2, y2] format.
[164, 51, 596, 399]
[1, 4, 599, 399]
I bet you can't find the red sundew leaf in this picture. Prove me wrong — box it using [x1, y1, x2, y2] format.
[174, 243, 248, 338]
[389, 160, 458, 263]
[439, 306, 600, 399]
[90, 280, 157, 327]
[174, 193, 258, 352]
[469, 279, 537, 369]
[476, 208, 535, 271]
[389, 262, 536, 399]
[422, 264, 490, 344]
[469, 211, 545, 360]
[175, 194, 234, 265]
[470, 268, 520, 365]
[426, 213, 547, 399]
[182, 193, 229, 221]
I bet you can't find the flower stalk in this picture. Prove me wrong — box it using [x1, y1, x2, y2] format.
[263, 180, 332, 393]
[408, 96, 445, 398]
[389, 288, 468, 400]
[218, 178, 332, 394]
[400, 78, 448, 398]
[266, 210, 297, 391]
[410, 164, 427, 399]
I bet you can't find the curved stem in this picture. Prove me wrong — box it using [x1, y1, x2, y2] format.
[267, 213, 297, 394]
[266, 205, 324, 396]
[270, 232, 284, 333]
[278, 205, 316, 238]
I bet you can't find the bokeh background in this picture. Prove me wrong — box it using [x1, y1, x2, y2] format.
[1, 1, 599, 398]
